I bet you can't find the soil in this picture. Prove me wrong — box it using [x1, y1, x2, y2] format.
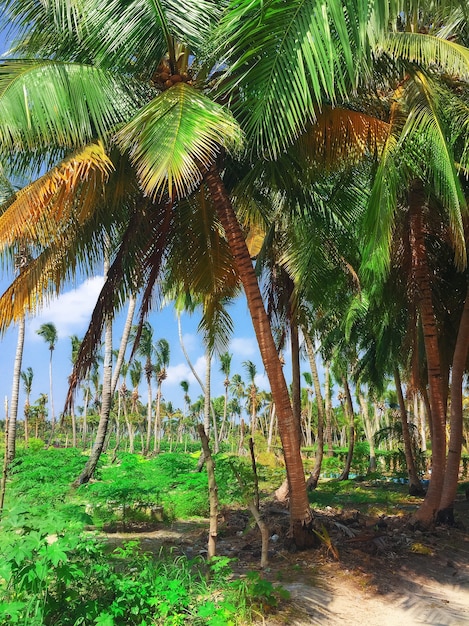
[103, 492, 469, 625]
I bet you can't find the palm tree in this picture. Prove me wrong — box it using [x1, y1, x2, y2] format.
[154, 337, 170, 452]
[5, 0, 469, 538]
[0, 0, 377, 542]
[36, 322, 58, 430]
[20, 366, 33, 447]
[219, 352, 232, 441]
[130, 321, 155, 455]
[7, 316, 25, 463]
[69, 335, 82, 447]
[243, 360, 258, 436]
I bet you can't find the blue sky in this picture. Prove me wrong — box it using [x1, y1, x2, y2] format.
[0, 20, 314, 421]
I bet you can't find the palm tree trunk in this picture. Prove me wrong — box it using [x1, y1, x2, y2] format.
[204, 163, 312, 544]
[111, 296, 136, 396]
[394, 368, 424, 495]
[437, 282, 469, 523]
[291, 320, 302, 446]
[73, 312, 113, 486]
[73, 244, 114, 485]
[338, 375, 355, 481]
[324, 363, 333, 457]
[409, 185, 447, 525]
[303, 331, 325, 490]
[7, 317, 25, 464]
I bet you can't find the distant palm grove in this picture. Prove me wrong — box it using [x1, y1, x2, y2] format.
[1, 0, 469, 551]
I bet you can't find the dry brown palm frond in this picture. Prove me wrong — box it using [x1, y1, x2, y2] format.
[0, 142, 113, 248]
[297, 107, 390, 170]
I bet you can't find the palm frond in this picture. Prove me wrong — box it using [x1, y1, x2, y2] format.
[0, 142, 113, 249]
[297, 107, 390, 169]
[117, 82, 243, 200]
[402, 73, 466, 268]
[217, 0, 377, 157]
[379, 32, 469, 79]
[0, 60, 139, 155]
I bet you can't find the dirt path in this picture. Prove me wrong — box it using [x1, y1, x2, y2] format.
[102, 499, 469, 625]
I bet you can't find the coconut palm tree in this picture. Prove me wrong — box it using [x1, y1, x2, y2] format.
[4, 0, 469, 538]
[130, 321, 155, 455]
[0, 0, 381, 543]
[36, 322, 58, 430]
[219, 352, 232, 441]
[20, 366, 33, 447]
[154, 337, 170, 453]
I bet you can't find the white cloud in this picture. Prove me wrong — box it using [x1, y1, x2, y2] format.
[230, 337, 257, 357]
[27, 276, 104, 340]
[181, 332, 198, 353]
[166, 355, 207, 388]
[255, 371, 270, 391]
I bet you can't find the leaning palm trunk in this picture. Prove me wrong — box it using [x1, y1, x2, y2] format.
[7, 316, 25, 464]
[394, 368, 424, 495]
[204, 163, 312, 544]
[409, 187, 448, 525]
[73, 244, 114, 485]
[73, 312, 113, 486]
[111, 296, 136, 396]
[437, 284, 469, 523]
[178, 314, 218, 445]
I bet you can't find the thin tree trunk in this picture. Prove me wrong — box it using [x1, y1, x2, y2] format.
[204, 163, 312, 545]
[198, 424, 218, 560]
[267, 404, 276, 453]
[111, 296, 136, 396]
[0, 400, 9, 516]
[394, 368, 424, 495]
[7, 317, 25, 464]
[291, 320, 302, 446]
[409, 189, 447, 525]
[358, 390, 376, 472]
[437, 283, 469, 523]
[338, 375, 355, 481]
[303, 332, 325, 490]
[324, 363, 333, 457]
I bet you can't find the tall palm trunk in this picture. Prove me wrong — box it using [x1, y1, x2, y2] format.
[394, 368, 424, 495]
[324, 362, 333, 457]
[303, 331, 325, 490]
[111, 296, 136, 396]
[291, 320, 302, 445]
[437, 283, 469, 522]
[338, 374, 355, 481]
[7, 317, 25, 464]
[204, 163, 312, 543]
[409, 185, 447, 524]
[74, 312, 113, 486]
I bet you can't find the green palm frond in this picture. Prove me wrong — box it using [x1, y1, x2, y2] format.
[379, 32, 469, 79]
[0, 60, 140, 155]
[117, 82, 243, 200]
[361, 133, 401, 282]
[75, 0, 220, 75]
[217, 0, 377, 158]
[402, 73, 466, 268]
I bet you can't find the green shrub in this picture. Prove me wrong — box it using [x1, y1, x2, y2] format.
[0, 508, 284, 625]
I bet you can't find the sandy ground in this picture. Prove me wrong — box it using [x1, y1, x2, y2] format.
[103, 497, 469, 625]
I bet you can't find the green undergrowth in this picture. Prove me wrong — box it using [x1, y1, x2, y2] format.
[0, 505, 285, 625]
[311, 477, 420, 514]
